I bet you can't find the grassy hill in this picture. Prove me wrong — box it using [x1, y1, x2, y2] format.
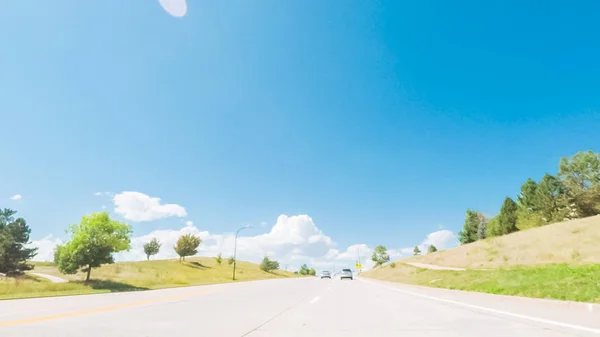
[0, 257, 300, 300]
[404, 215, 600, 268]
[363, 215, 600, 303]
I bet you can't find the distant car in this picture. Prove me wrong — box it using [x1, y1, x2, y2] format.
[321, 271, 331, 279]
[340, 268, 353, 280]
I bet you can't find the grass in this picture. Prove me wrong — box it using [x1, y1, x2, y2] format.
[364, 263, 600, 303]
[403, 215, 600, 268]
[0, 257, 300, 300]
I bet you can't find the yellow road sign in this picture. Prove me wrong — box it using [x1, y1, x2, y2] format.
[356, 263, 362, 269]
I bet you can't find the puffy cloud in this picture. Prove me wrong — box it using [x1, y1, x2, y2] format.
[158, 0, 187, 17]
[10, 194, 22, 201]
[115, 214, 338, 268]
[113, 191, 187, 222]
[28, 235, 63, 262]
[398, 230, 459, 256]
[421, 230, 457, 250]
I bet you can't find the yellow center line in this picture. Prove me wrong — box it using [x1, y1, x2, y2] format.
[0, 290, 216, 328]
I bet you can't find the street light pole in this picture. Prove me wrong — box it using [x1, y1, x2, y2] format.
[232, 225, 251, 281]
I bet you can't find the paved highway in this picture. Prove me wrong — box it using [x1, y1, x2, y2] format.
[1, 276, 599, 336]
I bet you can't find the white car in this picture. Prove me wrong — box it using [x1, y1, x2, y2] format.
[340, 268, 353, 280]
[320, 271, 331, 279]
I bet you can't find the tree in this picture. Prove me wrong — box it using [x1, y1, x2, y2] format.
[174, 234, 201, 262]
[486, 216, 501, 237]
[259, 255, 279, 272]
[518, 178, 539, 210]
[371, 245, 390, 266]
[458, 210, 483, 244]
[476, 212, 488, 240]
[497, 197, 518, 235]
[427, 245, 437, 253]
[215, 253, 223, 265]
[0, 209, 37, 275]
[228, 256, 235, 265]
[413, 246, 421, 255]
[536, 174, 570, 222]
[54, 212, 132, 282]
[308, 268, 316, 276]
[558, 151, 600, 217]
[143, 238, 161, 261]
[299, 264, 310, 275]
[516, 205, 546, 230]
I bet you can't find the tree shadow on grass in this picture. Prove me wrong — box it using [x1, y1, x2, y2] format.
[73, 280, 149, 292]
[186, 261, 212, 269]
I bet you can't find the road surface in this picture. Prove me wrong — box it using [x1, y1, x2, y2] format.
[1, 276, 599, 336]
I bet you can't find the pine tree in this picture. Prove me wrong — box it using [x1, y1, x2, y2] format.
[458, 210, 481, 244]
[498, 197, 518, 235]
[0, 209, 38, 275]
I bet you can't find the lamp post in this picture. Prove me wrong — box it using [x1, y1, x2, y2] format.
[232, 224, 251, 281]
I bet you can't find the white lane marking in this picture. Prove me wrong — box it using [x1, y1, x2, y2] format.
[309, 296, 320, 304]
[359, 278, 600, 335]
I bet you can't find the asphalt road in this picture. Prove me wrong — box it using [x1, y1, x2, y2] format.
[1, 276, 599, 336]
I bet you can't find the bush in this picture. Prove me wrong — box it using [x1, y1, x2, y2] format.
[390, 262, 396, 268]
[259, 256, 279, 272]
[215, 253, 222, 265]
[228, 256, 235, 265]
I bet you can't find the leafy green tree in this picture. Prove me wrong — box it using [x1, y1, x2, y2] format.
[308, 268, 316, 276]
[0, 209, 37, 275]
[143, 238, 161, 260]
[54, 212, 132, 281]
[371, 245, 390, 266]
[174, 234, 201, 261]
[413, 246, 421, 255]
[516, 206, 546, 230]
[228, 256, 235, 265]
[486, 216, 501, 237]
[427, 245, 437, 253]
[458, 210, 483, 244]
[259, 255, 279, 272]
[497, 197, 518, 235]
[215, 253, 223, 265]
[558, 150, 600, 217]
[299, 264, 310, 275]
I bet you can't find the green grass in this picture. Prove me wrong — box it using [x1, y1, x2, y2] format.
[1, 258, 300, 300]
[364, 263, 600, 303]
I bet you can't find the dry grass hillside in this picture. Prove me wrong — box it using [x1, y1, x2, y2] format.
[1, 257, 300, 300]
[403, 215, 600, 268]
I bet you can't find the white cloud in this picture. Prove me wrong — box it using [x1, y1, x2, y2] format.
[399, 230, 459, 256]
[158, 0, 187, 17]
[421, 230, 457, 250]
[113, 191, 187, 222]
[185, 220, 193, 227]
[94, 192, 103, 196]
[10, 194, 22, 201]
[28, 235, 63, 262]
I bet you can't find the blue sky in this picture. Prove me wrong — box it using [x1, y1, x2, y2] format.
[1, 1, 599, 268]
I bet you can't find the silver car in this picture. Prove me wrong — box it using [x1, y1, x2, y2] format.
[320, 271, 331, 279]
[340, 268, 353, 280]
